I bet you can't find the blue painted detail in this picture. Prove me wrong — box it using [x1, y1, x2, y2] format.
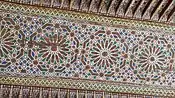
[32, 51, 35, 57]
[93, 69, 96, 72]
[2, 61, 7, 64]
[18, 34, 21, 38]
[34, 36, 36, 40]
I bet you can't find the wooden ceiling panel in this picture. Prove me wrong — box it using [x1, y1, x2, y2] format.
[99, 0, 112, 14]
[167, 6, 175, 22]
[89, 0, 101, 13]
[151, 0, 168, 21]
[142, 0, 158, 19]
[133, 0, 150, 19]
[125, 0, 141, 17]
[107, 0, 121, 16]
[52, 0, 62, 8]
[70, 0, 81, 10]
[31, 0, 40, 5]
[20, 0, 31, 4]
[61, 0, 70, 9]
[169, 13, 175, 23]
[159, 2, 175, 22]
[80, 0, 91, 12]
[3, 0, 175, 24]
[116, 0, 130, 17]
[42, 0, 51, 7]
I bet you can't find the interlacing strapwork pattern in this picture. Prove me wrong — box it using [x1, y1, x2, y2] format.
[0, 10, 175, 96]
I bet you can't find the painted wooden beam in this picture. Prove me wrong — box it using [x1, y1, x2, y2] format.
[125, 0, 138, 17]
[142, 0, 156, 19]
[116, 0, 128, 16]
[107, 0, 120, 16]
[150, 0, 165, 21]
[159, 0, 174, 22]
[151, 0, 168, 21]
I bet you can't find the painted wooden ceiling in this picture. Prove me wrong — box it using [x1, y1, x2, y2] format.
[3, 0, 175, 24]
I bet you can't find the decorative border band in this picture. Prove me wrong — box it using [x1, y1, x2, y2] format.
[0, 76, 175, 97]
[0, 1, 175, 97]
[0, 1, 175, 33]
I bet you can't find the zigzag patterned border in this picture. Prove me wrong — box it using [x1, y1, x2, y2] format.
[0, 1, 175, 97]
[0, 76, 175, 97]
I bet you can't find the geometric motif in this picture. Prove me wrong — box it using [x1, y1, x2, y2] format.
[0, 1, 175, 97]
[0, 28, 15, 58]
[0, 10, 175, 85]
